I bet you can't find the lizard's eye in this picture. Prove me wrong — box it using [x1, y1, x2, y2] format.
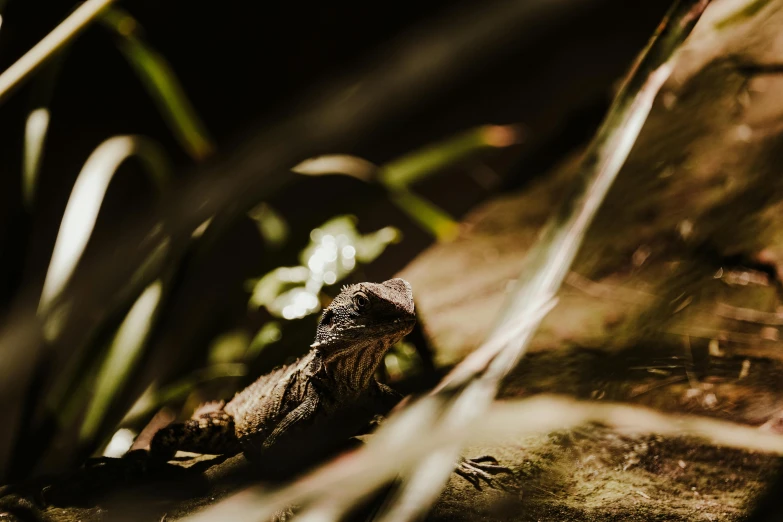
[321, 309, 335, 329]
[353, 292, 370, 310]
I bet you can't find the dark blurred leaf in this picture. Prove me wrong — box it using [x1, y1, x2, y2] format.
[100, 7, 215, 160]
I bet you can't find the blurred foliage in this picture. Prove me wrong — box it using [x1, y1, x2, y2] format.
[22, 53, 68, 209]
[247, 215, 400, 319]
[39, 136, 170, 313]
[293, 124, 522, 241]
[247, 321, 284, 359]
[37, 135, 174, 454]
[247, 202, 290, 250]
[379, 125, 519, 188]
[208, 329, 253, 365]
[384, 340, 422, 382]
[122, 362, 248, 426]
[99, 7, 215, 160]
[714, 0, 771, 28]
[80, 281, 164, 441]
[22, 107, 50, 208]
[0, 0, 518, 478]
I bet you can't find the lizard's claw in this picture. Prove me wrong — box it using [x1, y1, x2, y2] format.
[455, 455, 511, 490]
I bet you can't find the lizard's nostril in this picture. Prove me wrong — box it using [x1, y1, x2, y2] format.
[321, 309, 335, 329]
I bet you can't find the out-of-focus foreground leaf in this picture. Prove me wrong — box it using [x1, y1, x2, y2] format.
[79, 280, 164, 442]
[293, 125, 523, 241]
[37, 136, 171, 456]
[38, 136, 169, 314]
[0, 0, 116, 102]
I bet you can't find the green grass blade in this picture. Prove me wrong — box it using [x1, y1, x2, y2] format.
[120, 363, 248, 429]
[22, 108, 50, 209]
[714, 0, 770, 29]
[291, 154, 377, 181]
[100, 8, 215, 160]
[0, 1, 7, 32]
[248, 202, 290, 249]
[0, 0, 115, 103]
[293, 124, 520, 240]
[79, 280, 164, 442]
[22, 54, 68, 210]
[380, 124, 521, 189]
[38, 135, 170, 315]
[388, 189, 460, 241]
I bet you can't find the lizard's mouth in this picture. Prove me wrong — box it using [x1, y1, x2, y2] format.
[377, 315, 416, 328]
[316, 317, 417, 359]
[338, 316, 416, 337]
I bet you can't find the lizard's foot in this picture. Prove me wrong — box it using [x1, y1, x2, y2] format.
[455, 455, 511, 490]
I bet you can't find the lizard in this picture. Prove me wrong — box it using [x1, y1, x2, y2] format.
[127, 278, 508, 485]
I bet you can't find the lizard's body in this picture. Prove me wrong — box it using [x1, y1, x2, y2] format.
[137, 278, 506, 484]
[144, 279, 411, 478]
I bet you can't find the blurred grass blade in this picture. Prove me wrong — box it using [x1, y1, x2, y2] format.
[79, 280, 163, 442]
[714, 0, 771, 29]
[374, 446, 458, 522]
[291, 127, 520, 185]
[0, 0, 115, 103]
[22, 54, 68, 210]
[444, 0, 710, 390]
[248, 202, 289, 249]
[22, 108, 50, 208]
[100, 7, 215, 160]
[388, 189, 460, 241]
[291, 154, 377, 181]
[293, 125, 520, 240]
[0, 0, 7, 34]
[380, 124, 522, 188]
[39, 136, 170, 314]
[247, 322, 283, 359]
[122, 363, 247, 426]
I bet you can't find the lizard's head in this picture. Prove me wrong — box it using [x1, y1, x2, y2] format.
[312, 278, 416, 358]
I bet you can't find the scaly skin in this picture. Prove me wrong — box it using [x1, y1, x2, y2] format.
[134, 278, 507, 483]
